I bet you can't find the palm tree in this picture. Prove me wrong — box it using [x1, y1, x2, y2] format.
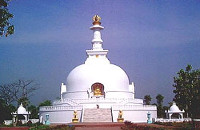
[144, 95, 152, 105]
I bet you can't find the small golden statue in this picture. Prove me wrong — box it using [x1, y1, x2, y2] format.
[92, 15, 101, 25]
[117, 110, 124, 122]
[72, 110, 79, 123]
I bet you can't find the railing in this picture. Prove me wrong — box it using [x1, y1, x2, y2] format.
[74, 98, 143, 104]
[4, 119, 39, 125]
[155, 118, 192, 122]
[53, 98, 143, 106]
[112, 104, 157, 110]
[111, 107, 114, 122]
[116, 98, 142, 105]
[53, 98, 80, 106]
[40, 105, 83, 111]
[80, 108, 84, 122]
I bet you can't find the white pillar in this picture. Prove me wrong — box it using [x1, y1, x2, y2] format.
[169, 113, 172, 119]
[24, 115, 27, 122]
[61, 83, 66, 99]
[90, 25, 104, 50]
[90, 15, 104, 51]
[180, 113, 183, 119]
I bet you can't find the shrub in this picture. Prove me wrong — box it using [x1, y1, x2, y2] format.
[16, 120, 22, 126]
[27, 120, 32, 127]
[44, 124, 75, 130]
[29, 125, 49, 130]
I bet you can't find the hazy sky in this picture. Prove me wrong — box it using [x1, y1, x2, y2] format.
[0, 0, 200, 106]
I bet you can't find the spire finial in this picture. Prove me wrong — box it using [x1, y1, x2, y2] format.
[92, 15, 101, 25]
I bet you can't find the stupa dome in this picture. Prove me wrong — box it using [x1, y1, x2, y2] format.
[17, 103, 28, 114]
[66, 61, 129, 92]
[169, 102, 181, 112]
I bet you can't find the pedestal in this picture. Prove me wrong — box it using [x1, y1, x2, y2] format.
[117, 118, 124, 122]
[45, 114, 50, 125]
[194, 119, 200, 129]
[72, 118, 79, 123]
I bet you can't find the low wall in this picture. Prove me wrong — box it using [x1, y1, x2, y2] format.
[194, 119, 200, 129]
[4, 119, 39, 125]
[155, 118, 192, 123]
[112, 105, 157, 123]
[0, 127, 29, 130]
[39, 109, 82, 124]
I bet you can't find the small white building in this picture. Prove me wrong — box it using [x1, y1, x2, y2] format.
[39, 15, 157, 124]
[165, 102, 184, 119]
[4, 103, 39, 125]
[154, 102, 191, 123]
[11, 103, 30, 124]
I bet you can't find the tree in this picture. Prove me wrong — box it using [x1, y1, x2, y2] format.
[156, 94, 164, 106]
[156, 94, 164, 118]
[18, 97, 30, 108]
[173, 65, 200, 118]
[39, 100, 52, 107]
[28, 105, 39, 119]
[28, 100, 52, 119]
[0, 0, 14, 37]
[0, 80, 39, 106]
[0, 99, 16, 124]
[144, 95, 152, 105]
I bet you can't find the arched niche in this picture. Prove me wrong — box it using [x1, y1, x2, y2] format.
[91, 82, 104, 96]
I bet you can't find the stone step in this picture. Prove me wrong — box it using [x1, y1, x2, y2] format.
[83, 108, 112, 122]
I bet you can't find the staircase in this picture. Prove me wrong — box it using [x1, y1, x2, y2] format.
[83, 108, 112, 122]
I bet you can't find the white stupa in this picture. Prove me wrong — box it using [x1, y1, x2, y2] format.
[165, 102, 184, 119]
[39, 15, 157, 124]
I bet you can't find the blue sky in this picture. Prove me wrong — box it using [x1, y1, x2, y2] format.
[0, 0, 200, 105]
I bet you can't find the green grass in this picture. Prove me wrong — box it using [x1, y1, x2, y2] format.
[29, 125, 49, 130]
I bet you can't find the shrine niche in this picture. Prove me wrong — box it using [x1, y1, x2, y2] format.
[91, 83, 104, 96]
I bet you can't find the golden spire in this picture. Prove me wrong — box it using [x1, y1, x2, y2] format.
[92, 15, 101, 25]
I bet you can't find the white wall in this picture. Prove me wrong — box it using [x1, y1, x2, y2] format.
[40, 110, 82, 124]
[39, 104, 157, 123]
[112, 110, 157, 123]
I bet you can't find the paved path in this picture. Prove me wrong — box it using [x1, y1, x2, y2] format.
[69, 122, 124, 130]
[52, 122, 176, 130]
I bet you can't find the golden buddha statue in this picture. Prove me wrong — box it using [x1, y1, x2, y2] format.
[117, 110, 124, 122]
[94, 87, 102, 96]
[73, 110, 77, 118]
[118, 110, 123, 118]
[72, 110, 78, 123]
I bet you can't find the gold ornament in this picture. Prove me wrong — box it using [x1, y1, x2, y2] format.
[92, 15, 101, 25]
[72, 110, 79, 123]
[117, 110, 124, 122]
[94, 86, 102, 96]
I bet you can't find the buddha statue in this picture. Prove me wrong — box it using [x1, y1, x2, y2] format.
[72, 110, 78, 123]
[94, 87, 102, 96]
[117, 110, 124, 122]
